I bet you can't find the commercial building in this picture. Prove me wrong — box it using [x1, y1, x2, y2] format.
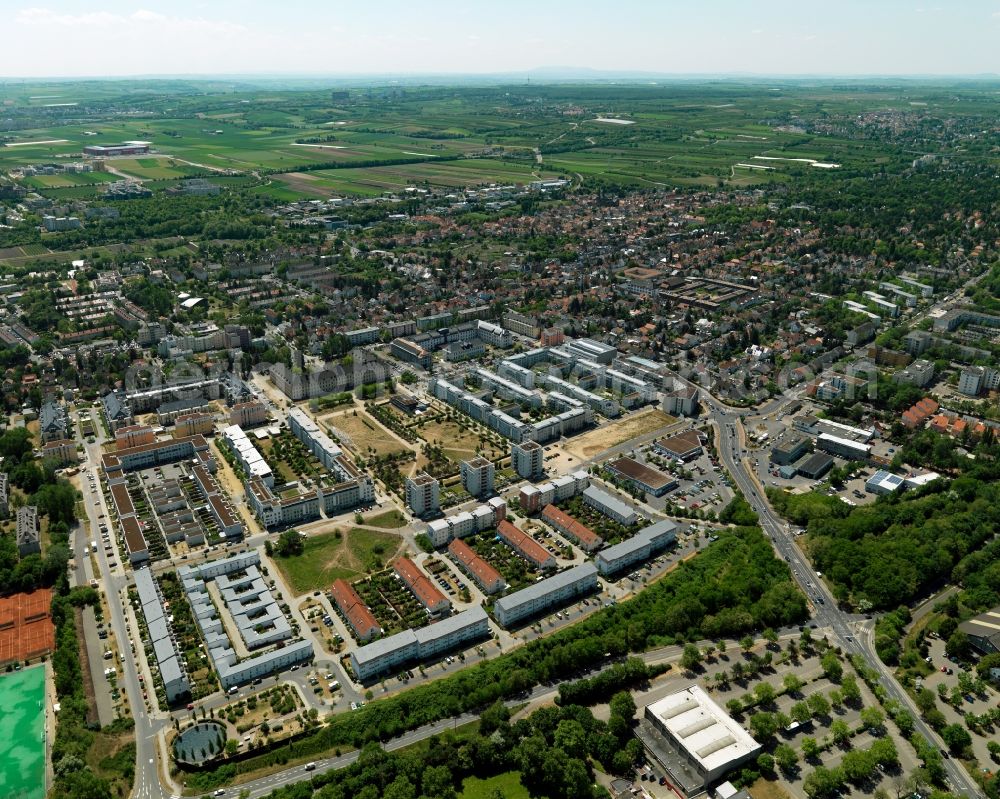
[796, 452, 834, 480]
[394, 557, 451, 616]
[349, 606, 490, 682]
[816, 433, 871, 461]
[405, 473, 440, 518]
[497, 519, 556, 570]
[770, 435, 811, 465]
[330, 579, 381, 642]
[511, 439, 545, 480]
[425, 497, 506, 547]
[865, 470, 905, 496]
[958, 607, 1000, 655]
[460, 456, 495, 498]
[563, 338, 617, 365]
[641, 686, 761, 791]
[447, 539, 506, 595]
[596, 519, 677, 576]
[653, 430, 703, 462]
[16, 506, 40, 557]
[606, 457, 677, 497]
[540, 504, 603, 552]
[134, 567, 190, 704]
[583, 485, 637, 526]
[83, 143, 150, 156]
[492, 563, 599, 628]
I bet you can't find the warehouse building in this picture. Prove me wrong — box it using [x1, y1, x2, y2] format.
[596, 519, 677, 576]
[796, 452, 834, 480]
[606, 457, 677, 497]
[492, 563, 599, 628]
[865, 470, 905, 496]
[350, 606, 489, 682]
[816, 432, 871, 461]
[640, 685, 761, 793]
[769, 435, 810, 465]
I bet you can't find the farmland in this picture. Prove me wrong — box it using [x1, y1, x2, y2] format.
[0, 80, 957, 203]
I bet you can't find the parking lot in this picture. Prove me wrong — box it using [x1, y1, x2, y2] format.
[619, 444, 735, 515]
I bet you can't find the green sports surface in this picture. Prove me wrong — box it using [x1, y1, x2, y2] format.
[0, 665, 46, 799]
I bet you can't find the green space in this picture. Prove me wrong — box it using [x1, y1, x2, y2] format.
[0, 665, 47, 799]
[270, 527, 401, 594]
[460, 771, 531, 799]
[364, 510, 407, 529]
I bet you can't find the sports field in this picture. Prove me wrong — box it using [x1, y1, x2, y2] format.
[0, 665, 47, 799]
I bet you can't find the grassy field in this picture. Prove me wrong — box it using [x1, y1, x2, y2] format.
[418, 418, 505, 462]
[459, 772, 530, 799]
[363, 510, 408, 529]
[321, 411, 409, 458]
[272, 527, 403, 594]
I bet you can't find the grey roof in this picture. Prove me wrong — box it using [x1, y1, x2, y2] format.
[413, 606, 487, 646]
[583, 485, 636, 520]
[159, 396, 210, 415]
[39, 401, 65, 433]
[352, 629, 418, 667]
[102, 391, 130, 420]
[598, 520, 676, 568]
[494, 563, 598, 616]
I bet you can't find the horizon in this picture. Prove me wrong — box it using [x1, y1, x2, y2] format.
[1, 0, 999, 78]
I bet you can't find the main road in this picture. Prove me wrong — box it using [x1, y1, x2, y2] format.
[705, 393, 981, 798]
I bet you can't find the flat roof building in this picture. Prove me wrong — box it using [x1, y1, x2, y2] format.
[654, 430, 704, 462]
[606, 457, 677, 496]
[492, 563, 599, 628]
[770, 435, 810, 466]
[796, 452, 834, 480]
[512, 439, 545, 480]
[641, 685, 761, 791]
[596, 519, 677, 576]
[405, 472, 440, 518]
[865, 470, 905, 496]
[16, 506, 40, 557]
[582, 485, 638, 526]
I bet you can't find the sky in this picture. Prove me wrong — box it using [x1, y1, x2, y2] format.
[1, 0, 999, 79]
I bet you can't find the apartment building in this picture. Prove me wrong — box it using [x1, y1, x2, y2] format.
[493, 563, 599, 628]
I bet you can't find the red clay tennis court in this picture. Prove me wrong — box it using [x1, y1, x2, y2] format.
[0, 588, 55, 666]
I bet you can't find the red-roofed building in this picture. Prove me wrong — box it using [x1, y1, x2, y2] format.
[447, 539, 505, 595]
[330, 579, 381, 642]
[497, 520, 556, 570]
[393, 557, 451, 616]
[540, 504, 603, 552]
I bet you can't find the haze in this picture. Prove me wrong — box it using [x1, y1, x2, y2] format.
[2, 0, 999, 79]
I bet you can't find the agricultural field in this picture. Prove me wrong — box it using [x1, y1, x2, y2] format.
[0, 80, 945, 202]
[272, 527, 403, 595]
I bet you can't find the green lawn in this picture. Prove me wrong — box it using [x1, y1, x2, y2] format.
[271, 527, 401, 594]
[364, 510, 407, 529]
[460, 771, 531, 799]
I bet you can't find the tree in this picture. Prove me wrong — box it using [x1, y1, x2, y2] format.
[479, 699, 510, 737]
[754, 682, 776, 706]
[820, 651, 843, 682]
[870, 737, 899, 768]
[801, 737, 821, 760]
[860, 707, 885, 732]
[783, 674, 803, 694]
[830, 719, 851, 746]
[807, 692, 831, 718]
[791, 701, 812, 724]
[554, 719, 587, 760]
[609, 691, 636, 722]
[680, 643, 702, 671]
[740, 634, 755, 652]
[274, 530, 304, 557]
[774, 743, 798, 773]
[757, 753, 775, 775]
[941, 723, 972, 755]
[945, 630, 970, 661]
[421, 765, 455, 799]
[749, 711, 779, 740]
[839, 674, 861, 704]
[803, 766, 844, 799]
[841, 749, 874, 784]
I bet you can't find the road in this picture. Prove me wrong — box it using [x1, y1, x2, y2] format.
[705, 393, 981, 798]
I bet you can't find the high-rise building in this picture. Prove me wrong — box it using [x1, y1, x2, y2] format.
[405, 472, 440, 517]
[511, 440, 545, 480]
[460, 457, 495, 498]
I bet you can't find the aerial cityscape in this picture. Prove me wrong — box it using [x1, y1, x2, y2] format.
[1, 4, 1000, 799]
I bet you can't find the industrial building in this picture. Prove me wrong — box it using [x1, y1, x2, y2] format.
[349, 606, 490, 681]
[816, 432, 871, 461]
[596, 519, 677, 576]
[796, 452, 834, 480]
[492, 563, 599, 628]
[865, 470, 905, 496]
[640, 686, 761, 792]
[769, 435, 811, 465]
[583, 486, 638, 526]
